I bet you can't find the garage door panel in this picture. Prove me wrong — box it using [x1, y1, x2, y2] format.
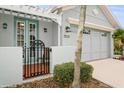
[100, 52, 109, 59]
[91, 52, 100, 60]
[100, 32, 109, 58]
[81, 53, 91, 61]
[91, 31, 100, 60]
[101, 36, 108, 51]
[82, 34, 91, 53]
[91, 37, 100, 52]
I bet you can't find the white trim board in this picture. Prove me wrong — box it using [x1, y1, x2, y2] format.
[67, 17, 115, 32]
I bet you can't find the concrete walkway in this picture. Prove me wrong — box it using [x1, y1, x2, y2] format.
[88, 59, 124, 88]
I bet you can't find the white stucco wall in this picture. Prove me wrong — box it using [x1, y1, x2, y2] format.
[0, 47, 23, 87]
[52, 22, 58, 46]
[35, 20, 58, 47]
[0, 13, 14, 46]
[39, 20, 53, 47]
[50, 46, 75, 73]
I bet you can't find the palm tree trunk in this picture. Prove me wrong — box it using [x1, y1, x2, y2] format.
[72, 5, 86, 88]
[122, 45, 124, 56]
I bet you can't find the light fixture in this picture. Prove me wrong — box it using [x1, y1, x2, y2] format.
[3, 23, 8, 29]
[44, 28, 47, 32]
[65, 26, 71, 32]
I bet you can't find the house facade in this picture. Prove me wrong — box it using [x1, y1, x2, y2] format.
[52, 5, 120, 61]
[0, 5, 120, 87]
[0, 5, 120, 60]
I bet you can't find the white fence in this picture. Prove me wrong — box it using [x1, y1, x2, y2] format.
[0, 47, 51, 87]
[0, 46, 112, 87]
[0, 46, 76, 87]
[50, 46, 76, 73]
[0, 47, 23, 87]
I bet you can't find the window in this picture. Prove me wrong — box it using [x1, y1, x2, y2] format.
[70, 24, 90, 34]
[17, 21, 25, 46]
[83, 29, 90, 34]
[101, 33, 107, 37]
[29, 23, 36, 46]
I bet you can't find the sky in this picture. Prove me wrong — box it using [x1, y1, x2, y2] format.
[39, 5, 124, 28]
[109, 5, 124, 28]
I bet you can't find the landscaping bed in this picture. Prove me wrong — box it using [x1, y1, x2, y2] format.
[10, 77, 111, 88]
[113, 55, 124, 61]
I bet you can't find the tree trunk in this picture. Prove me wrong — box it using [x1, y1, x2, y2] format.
[72, 5, 86, 88]
[122, 45, 124, 56]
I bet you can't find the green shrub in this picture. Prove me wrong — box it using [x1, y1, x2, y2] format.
[80, 63, 93, 82]
[53, 62, 93, 87]
[114, 49, 122, 55]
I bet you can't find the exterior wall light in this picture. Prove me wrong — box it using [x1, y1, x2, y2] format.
[65, 26, 71, 32]
[44, 28, 47, 32]
[3, 23, 8, 29]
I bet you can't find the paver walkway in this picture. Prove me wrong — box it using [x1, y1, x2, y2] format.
[88, 58, 124, 88]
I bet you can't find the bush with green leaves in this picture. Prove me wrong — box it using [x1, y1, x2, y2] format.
[53, 62, 93, 86]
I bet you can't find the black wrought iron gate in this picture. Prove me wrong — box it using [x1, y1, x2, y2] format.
[23, 40, 51, 79]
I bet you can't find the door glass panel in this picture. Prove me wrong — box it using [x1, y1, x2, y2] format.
[16, 19, 38, 47]
[29, 22, 37, 58]
[17, 21, 25, 46]
[29, 23, 36, 46]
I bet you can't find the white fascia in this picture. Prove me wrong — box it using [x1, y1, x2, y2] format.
[67, 17, 115, 32]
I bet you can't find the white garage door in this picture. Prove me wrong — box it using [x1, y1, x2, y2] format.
[70, 25, 110, 61]
[82, 29, 110, 61]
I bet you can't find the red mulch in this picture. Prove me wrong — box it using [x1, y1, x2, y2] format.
[113, 56, 124, 61]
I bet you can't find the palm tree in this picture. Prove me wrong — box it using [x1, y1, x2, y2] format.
[72, 5, 86, 88]
[113, 29, 124, 55]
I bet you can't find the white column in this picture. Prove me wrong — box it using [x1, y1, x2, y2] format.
[57, 14, 62, 46]
[58, 24, 61, 46]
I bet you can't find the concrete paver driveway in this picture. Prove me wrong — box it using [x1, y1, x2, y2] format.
[88, 59, 124, 88]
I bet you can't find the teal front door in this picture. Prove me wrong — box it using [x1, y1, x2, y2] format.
[14, 17, 39, 47]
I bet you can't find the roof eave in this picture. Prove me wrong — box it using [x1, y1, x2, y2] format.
[51, 5, 121, 29]
[99, 5, 121, 29]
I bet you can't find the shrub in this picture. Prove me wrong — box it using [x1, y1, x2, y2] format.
[114, 49, 122, 55]
[53, 62, 93, 87]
